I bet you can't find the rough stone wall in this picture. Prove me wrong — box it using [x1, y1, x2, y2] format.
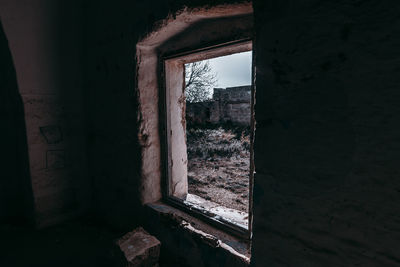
[187, 86, 251, 126]
[186, 101, 214, 125]
[84, 0, 400, 266]
[0, 0, 89, 227]
[252, 1, 400, 266]
[145, 203, 249, 267]
[85, 0, 252, 230]
[1, 0, 399, 266]
[85, 0, 154, 229]
[215, 86, 251, 125]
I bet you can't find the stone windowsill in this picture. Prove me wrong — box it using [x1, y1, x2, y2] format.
[184, 194, 249, 230]
[145, 201, 251, 265]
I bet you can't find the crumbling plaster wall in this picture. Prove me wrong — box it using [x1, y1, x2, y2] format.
[86, 0, 400, 266]
[85, 0, 166, 229]
[1, 0, 399, 265]
[0, 0, 89, 227]
[86, 0, 252, 229]
[251, 1, 400, 266]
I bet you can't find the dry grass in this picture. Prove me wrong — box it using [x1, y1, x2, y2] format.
[187, 126, 250, 159]
[187, 126, 251, 212]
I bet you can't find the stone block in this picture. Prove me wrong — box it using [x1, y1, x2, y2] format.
[116, 227, 161, 267]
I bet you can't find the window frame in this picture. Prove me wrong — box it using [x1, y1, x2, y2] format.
[160, 39, 255, 239]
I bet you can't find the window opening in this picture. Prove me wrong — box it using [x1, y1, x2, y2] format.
[186, 52, 252, 217]
[164, 41, 254, 237]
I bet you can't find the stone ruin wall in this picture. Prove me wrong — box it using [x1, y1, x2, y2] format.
[186, 85, 251, 126]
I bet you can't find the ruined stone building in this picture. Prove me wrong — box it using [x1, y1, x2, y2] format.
[186, 86, 251, 126]
[1, 1, 400, 266]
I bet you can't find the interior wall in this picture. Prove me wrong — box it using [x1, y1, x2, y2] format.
[1, 0, 398, 265]
[86, 0, 400, 265]
[251, 1, 400, 266]
[85, 0, 149, 229]
[85, 0, 234, 229]
[0, 0, 89, 227]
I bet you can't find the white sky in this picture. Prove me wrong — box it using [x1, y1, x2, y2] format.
[208, 51, 252, 88]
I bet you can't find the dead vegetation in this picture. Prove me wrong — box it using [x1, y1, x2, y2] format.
[187, 125, 250, 212]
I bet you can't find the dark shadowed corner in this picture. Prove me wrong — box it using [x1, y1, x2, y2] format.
[0, 19, 35, 226]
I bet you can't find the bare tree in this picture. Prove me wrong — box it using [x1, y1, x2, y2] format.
[185, 60, 218, 103]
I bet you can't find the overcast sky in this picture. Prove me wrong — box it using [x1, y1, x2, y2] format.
[208, 51, 252, 88]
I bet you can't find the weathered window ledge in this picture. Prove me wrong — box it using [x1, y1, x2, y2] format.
[184, 194, 249, 230]
[145, 201, 250, 265]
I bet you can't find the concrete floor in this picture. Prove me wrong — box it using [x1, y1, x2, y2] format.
[0, 217, 125, 267]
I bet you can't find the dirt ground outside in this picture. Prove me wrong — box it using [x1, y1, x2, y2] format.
[186, 126, 250, 213]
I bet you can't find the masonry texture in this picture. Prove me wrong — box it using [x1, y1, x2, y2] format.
[186, 86, 251, 126]
[0, 0, 400, 266]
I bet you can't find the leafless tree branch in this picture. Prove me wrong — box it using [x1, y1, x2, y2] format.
[185, 60, 218, 103]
